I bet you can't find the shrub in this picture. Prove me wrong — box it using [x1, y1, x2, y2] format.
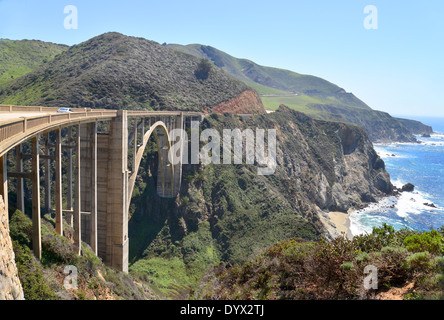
[12, 240, 57, 300]
[340, 262, 354, 271]
[405, 251, 434, 273]
[194, 59, 212, 80]
[355, 252, 370, 263]
[403, 230, 443, 255]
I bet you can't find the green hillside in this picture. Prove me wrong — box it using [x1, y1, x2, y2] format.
[0, 33, 263, 113]
[168, 43, 432, 142]
[168, 43, 371, 109]
[0, 39, 68, 86]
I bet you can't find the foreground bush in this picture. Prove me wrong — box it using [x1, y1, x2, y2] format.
[195, 225, 444, 300]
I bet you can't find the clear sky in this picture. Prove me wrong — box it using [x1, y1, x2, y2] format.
[0, 0, 443, 117]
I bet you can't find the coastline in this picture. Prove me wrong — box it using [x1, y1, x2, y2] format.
[327, 210, 353, 239]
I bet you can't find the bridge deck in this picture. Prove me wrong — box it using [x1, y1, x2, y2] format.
[0, 105, 202, 157]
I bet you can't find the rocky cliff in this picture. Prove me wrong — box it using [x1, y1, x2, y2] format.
[211, 90, 265, 114]
[128, 105, 393, 295]
[0, 196, 24, 300]
[395, 117, 434, 136]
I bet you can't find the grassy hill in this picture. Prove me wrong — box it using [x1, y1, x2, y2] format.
[0, 39, 68, 86]
[0, 33, 263, 113]
[167, 43, 369, 108]
[168, 43, 432, 141]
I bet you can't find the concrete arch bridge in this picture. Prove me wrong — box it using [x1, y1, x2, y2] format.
[0, 105, 203, 272]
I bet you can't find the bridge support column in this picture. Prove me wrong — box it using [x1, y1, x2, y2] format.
[15, 145, 24, 214]
[67, 127, 73, 226]
[55, 129, 63, 236]
[156, 118, 173, 197]
[173, 113, 184, 195]
[73, 125, 81, 255]
[103, 111, 129, 272]
[44, 133, 51, 214]
[80, 123, 98, 254]
[0, 154, 7, 216]
[31, 136, 41, 260]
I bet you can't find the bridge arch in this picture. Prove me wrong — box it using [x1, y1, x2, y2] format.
[128, 120, 175, 206]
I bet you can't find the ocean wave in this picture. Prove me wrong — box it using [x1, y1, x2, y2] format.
[431, 133, 444, 138]
[418, 140, 444, 146]
[349, 188, 443, 236]
[373, 146, 411, 159]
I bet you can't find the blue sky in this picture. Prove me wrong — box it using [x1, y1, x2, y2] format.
[0, 0, 443, 117]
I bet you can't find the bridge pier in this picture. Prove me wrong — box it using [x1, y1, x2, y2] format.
[95, 111, 129, 272]
[80, 123, 98, 255]
[31, 135, 41, 260]
[0, 154, 7, 217]
[66, 127, 73, 226]
[15, 145, 24, 214]
[44, 133, 51, 214]
[73, 125, 81, 255]
[55, 129, 63, 236]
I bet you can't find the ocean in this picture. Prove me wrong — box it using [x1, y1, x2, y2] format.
[349, 116, 444, 236]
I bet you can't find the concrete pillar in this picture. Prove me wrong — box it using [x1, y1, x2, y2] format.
[55, 129, 63, 236]
[133, 119, 137, 173]
[15, 145, 24, 213]
[173, 113, 184, 195]
[0, 154, 8, 216]
[106, 110, 129, 272]
[31, 136, 41, 260]
[44, 133, 51, 214]
[80, 123, 97, 254]
[67, 127, 73, 213]
[97, 133, 109, 261]
[156, 120, 173, 198]
[73, 125, 81, 255]
[90, 123, 97, 255]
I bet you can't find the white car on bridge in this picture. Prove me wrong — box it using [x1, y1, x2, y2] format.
[57, 107, 73, 113]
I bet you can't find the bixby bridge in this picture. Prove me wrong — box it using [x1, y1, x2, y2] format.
[0, 105, 203, 272]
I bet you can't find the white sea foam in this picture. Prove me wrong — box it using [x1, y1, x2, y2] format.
[418, 140, 444, 146]
[431, 133, 444, 139]
[349, 187, 442, 236]
[373, 145, 410, 159]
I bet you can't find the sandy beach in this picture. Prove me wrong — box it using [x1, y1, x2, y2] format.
[328, 210, 353, 239]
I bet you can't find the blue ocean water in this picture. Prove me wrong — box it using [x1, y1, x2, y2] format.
[349, 116, 444, 236]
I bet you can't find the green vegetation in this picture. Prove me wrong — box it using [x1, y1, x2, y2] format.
[195, 224, 444, 300]
[169, 42, 431, 142]
[261, 94, 327, 115]
[0, 39, 67, 86]
[9, 209, 156, 300]
[194, 58, 212, 80]
[0, 33, 251, 112]
[126, 108, 391, 299]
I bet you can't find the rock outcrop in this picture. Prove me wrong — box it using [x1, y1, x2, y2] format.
[0, 196, 24, 300]
[212, 90, 266, 114]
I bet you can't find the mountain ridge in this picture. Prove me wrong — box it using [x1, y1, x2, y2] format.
[168, 43, 433, 142]
[0, 33, 264, 114]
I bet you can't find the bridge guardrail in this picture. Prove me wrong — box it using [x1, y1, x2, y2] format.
[0, 109, 117, 157]
[0, 105, 204, 157]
